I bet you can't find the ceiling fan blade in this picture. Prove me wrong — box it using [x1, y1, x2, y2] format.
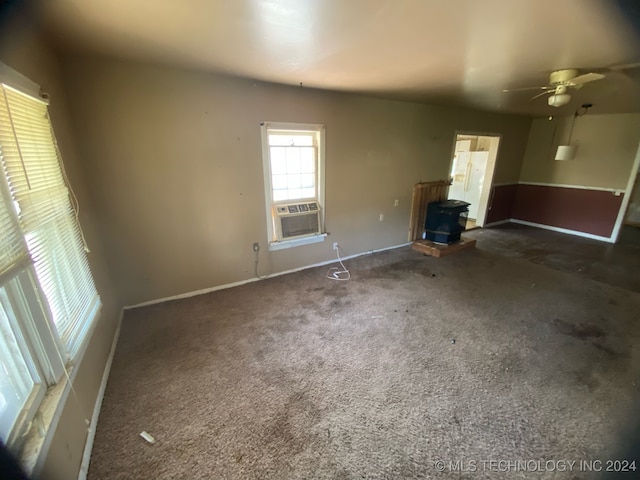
[608, 62, 640, 71]
[568, 72, 605, 86]
[531, 90, 555, 100]
[502, 86, 549, 93]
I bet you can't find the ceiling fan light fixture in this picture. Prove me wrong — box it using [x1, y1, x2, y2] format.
[548, 93, 571, 107]
[555, 145, 577, 161]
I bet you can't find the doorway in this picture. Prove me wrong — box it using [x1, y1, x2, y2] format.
[447, 133, 500, 229]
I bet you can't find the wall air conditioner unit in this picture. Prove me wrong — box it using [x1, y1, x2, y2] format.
[274, 201, 321, 241]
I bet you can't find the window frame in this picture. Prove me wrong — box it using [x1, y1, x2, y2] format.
[0, 269, 53, 447]
[0, 63, 101, 458]
[260, 122, 326, 250]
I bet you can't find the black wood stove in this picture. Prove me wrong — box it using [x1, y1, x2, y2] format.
[425, 200, 470, 244]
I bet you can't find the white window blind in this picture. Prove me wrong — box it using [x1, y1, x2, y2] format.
[0, 84, 99, 357]
[0, 161, 27, 281]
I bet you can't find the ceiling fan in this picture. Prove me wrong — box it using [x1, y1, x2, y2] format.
[502, 69, 605, 107]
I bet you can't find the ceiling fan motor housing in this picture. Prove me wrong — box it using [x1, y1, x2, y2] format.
[547, 69, 580, 107]
[548, 93, 571, 107]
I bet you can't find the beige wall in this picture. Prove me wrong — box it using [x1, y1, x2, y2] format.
[0, 16, 120, 480]
[519, 113, 640, 189]
[60, 55, 531, 306]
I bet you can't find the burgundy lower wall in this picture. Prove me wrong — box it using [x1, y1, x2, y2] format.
[486, 184, 518, 224]
[512, 184, 623, 238]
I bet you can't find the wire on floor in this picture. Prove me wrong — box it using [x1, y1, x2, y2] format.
[327, 245, 350, 281]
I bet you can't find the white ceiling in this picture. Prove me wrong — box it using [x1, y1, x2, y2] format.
[35, 0, 640, 116]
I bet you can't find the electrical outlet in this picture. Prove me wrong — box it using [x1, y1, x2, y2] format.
[333, 242, 338, 250]
[252, 242, 260, 252]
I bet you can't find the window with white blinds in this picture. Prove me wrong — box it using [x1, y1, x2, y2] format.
[0, 83, 100, 357]
[0, 166, 27, 281]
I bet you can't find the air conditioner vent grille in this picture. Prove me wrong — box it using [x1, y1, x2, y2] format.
[281, 213, 319, 238]
[274, 201, 321, 240]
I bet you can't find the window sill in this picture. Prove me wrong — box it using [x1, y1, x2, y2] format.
[18, 302, 102, 477]
[268, 233, 327, 251]
[19, 375, 69, 474]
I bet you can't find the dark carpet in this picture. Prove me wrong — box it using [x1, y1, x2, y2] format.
[88, 244, 640, 479]
[466, 223, 640, 293]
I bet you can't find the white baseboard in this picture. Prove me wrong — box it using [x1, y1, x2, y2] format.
[126, 278, 263, 310]
[125, 242, 413, 310]
[482, 219, 511, 228]
[471, 218, 614, 243]
[510, 219, 614, 243]
[77, 311, 123, 480]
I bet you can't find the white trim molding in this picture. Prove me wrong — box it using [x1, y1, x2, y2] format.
[611, 141, 640, 243]
[483, 219, 511, 228]
[486, 219, 614, 243]
[492, 181, 624, 194]
[268, 233, 327, 251]
[125, 242, 412, 310]
[77, 312, 123, 480]
[517, 181, 623, 194]
[510, 219, 614, 243]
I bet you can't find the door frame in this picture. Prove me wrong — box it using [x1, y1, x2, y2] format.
[447, 130, 502, 227]
[611, 140, 640, 242]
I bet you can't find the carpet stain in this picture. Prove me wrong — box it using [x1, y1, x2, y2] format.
[553, 319, 631, 365]
[358, 259, 434, 280]
[574, 367, 601, 391]
[591, 342, 619, 357]
[89, 246, 640, 480]
[521, 247, 553, 258]
[262, 390, 321, 457]
[553, 318, 606, 339]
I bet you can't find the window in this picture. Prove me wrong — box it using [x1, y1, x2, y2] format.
[261, 123, 326, 250]
[0, 77, 100, 451]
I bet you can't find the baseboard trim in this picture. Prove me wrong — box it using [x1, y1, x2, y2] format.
[510, 219, 614, 243]
[126, 278, 263, 310]
[77, 311, 123, 480]
[125, 242, 413, 310]
[483, 219, 511, 227]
